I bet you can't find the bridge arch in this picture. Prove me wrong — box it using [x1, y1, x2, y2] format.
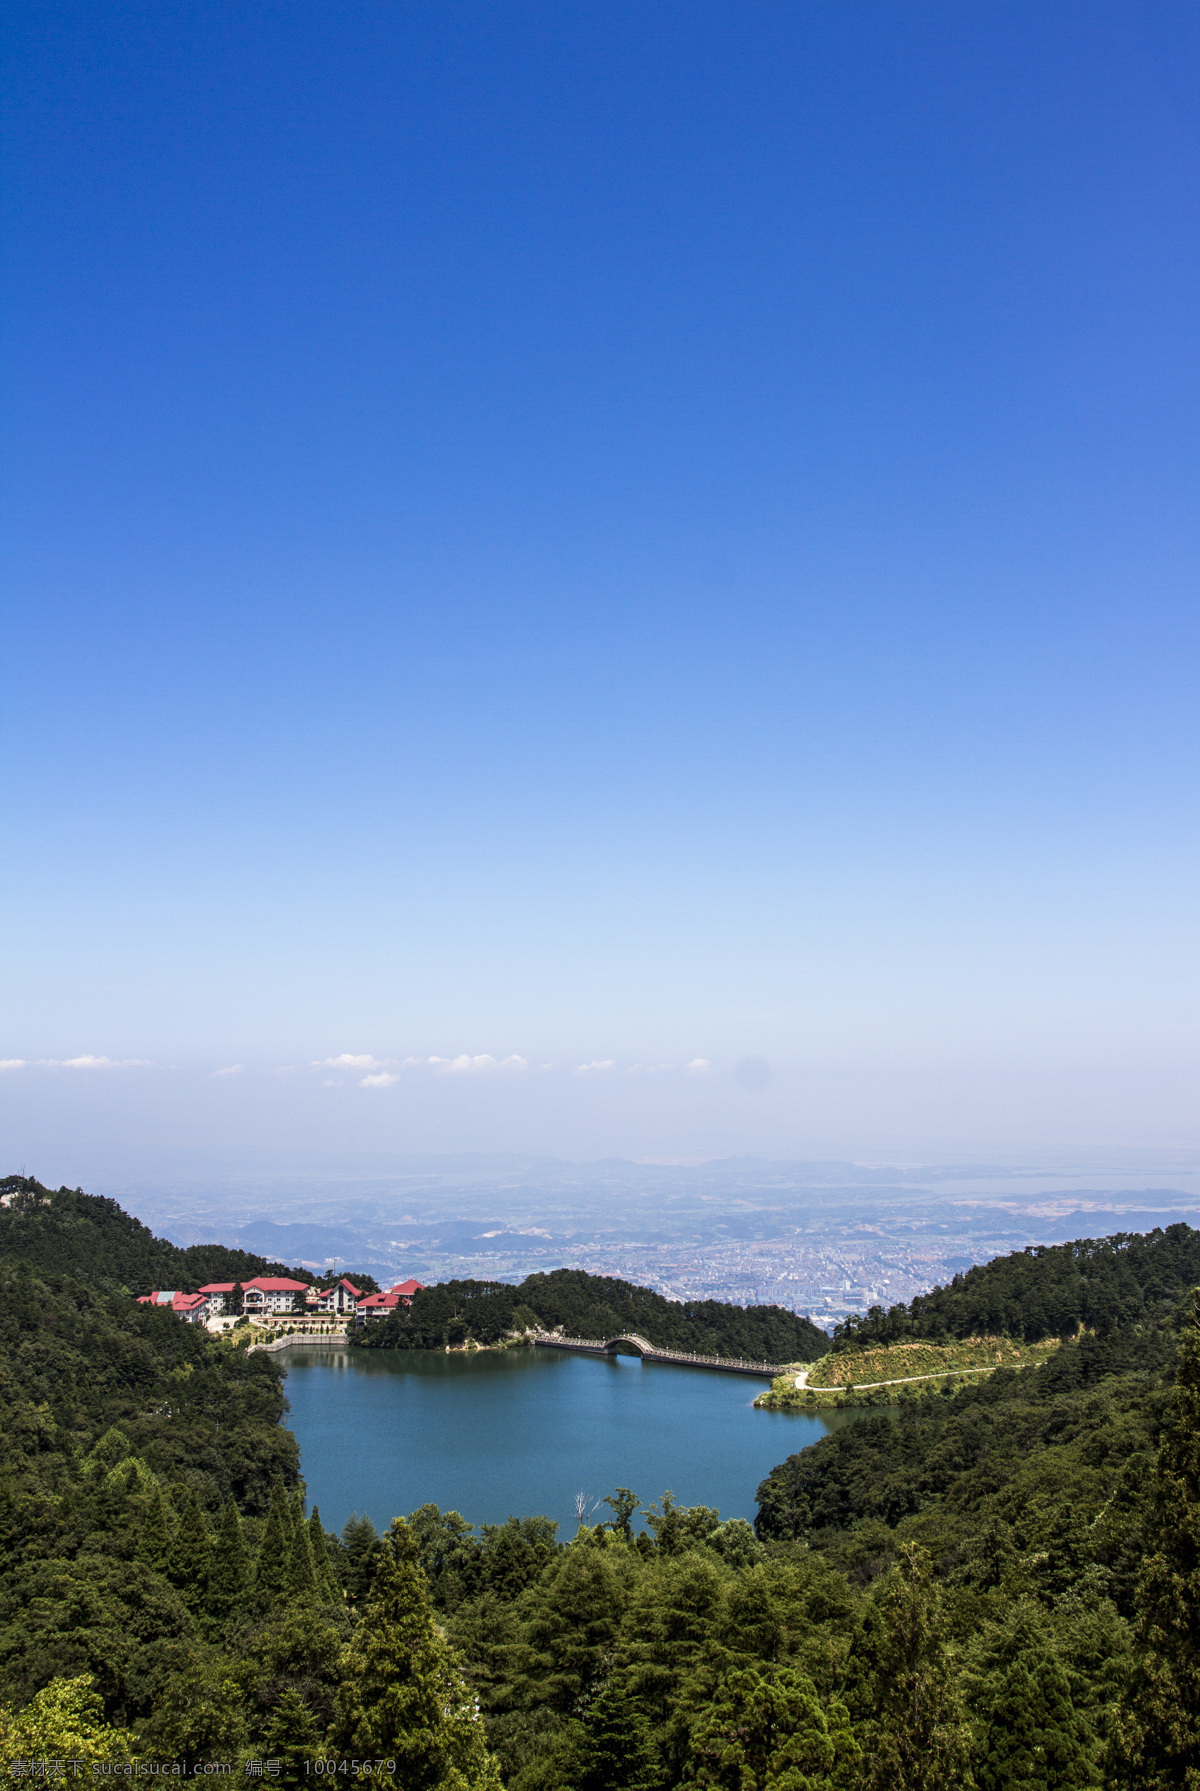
[601, 1334, 656, 1357]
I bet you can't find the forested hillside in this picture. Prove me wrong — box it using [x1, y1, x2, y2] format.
[0, 1248, 498, 1773]
[352, 1265, 829, 1363]
[0, 1176, 319, 1293]
[829, 1220, 1200, 1351]
[0, 1185, 1196, 1786]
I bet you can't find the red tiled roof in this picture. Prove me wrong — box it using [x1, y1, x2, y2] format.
[136, 1290, 207, 1313]
[198, 1282, 236, 1294]
[242, 1277, 310, 1292]
[392, 1279, 423, 1296]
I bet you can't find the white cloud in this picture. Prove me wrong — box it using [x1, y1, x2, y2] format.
[0, 1060, 25, 1072]
[51, 1056, 150, 1070]
[316, 1053, 381, 1070]
[687, 1058, 714, 1073]
[428, 1053, 528, 1075]
[360, 1071, 400, 1088]
[212, 1063, 243, 1077]
[574, 1060, 615, 1075]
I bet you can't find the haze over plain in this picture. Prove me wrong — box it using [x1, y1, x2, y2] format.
[2, 2, 1198, 1184]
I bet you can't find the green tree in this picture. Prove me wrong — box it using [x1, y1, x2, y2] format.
[136, 1484, 175, 1575]
[167, 1489, 213, 1607]
[683, 1665, 858, 1791]
[0, 1674, 137, 1764]
[254, 1483, 294, 1603]
[329, 1518, 501, 1788]
[287, 1500, 317, 1601]
[257, 1685, 326, 1787]
[576, 1674, 660, 1791]
[602, 1488, 642, 1543]
[341, 1513, 383, 1604]
[308, 1506, 340, 1603]
[516, 1539, 635, 1714]
[243, 1607, 344, 1737]
[209, 1498, 251, 1617]
[135, 1657, 248, 1769]
[408, 1504, 480, 1610]
[1109, 1290, 1200, 1790]
[644, 1491, 721, 1556]
[861, 1544, 974, 1791]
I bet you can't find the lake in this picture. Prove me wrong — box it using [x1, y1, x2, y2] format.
[281, 1343, 861, 1538]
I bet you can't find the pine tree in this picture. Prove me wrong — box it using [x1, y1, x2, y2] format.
[283, 1488, 301, 1548]
[576, 1674, 660, 1791]
[258, 1686, 326, 1788]
[330, 1518, 502, 1788]
[287, 1499, 317, 1602]
[862, 1543, 974, 1791]
[136, 1485, 175, 1575]
[308, 1506, 340, 1604]
[209, 1498, 250, 1618]
[168, 1489, 213, 1606]
[1109, 1291, 1200, 1789]
[341, 1514, 382, 1605]
[254, 1483, 294, 1604]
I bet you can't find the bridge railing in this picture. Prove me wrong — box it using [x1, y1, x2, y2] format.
[528, 1330, 782, 1377]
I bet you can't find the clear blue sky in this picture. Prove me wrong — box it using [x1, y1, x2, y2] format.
[2, 2, 1198, 1173]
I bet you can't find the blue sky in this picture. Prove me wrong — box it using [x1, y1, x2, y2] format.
[2, 1, 1198, 1173]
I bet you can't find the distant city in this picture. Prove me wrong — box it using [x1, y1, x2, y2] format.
[105, 1151, 1200, 1333]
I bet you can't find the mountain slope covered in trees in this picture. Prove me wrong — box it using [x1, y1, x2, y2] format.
[828, 1221, 1200, 1351]
[0, 1176, 322, 1293]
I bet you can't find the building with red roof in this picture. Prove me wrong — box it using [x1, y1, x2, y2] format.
[313, 1276, 363, 1315]
[356, 1278, 424, 1318]
[136, 1290, 209, 1325]
[240, 1275, 310, 1315]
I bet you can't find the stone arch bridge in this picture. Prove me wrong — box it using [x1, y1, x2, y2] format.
[530, 1329, 783, 1378]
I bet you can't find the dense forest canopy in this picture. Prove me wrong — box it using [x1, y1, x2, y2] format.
[352, 1266, 829, 1363]
[0, 1177, 1196, 1787]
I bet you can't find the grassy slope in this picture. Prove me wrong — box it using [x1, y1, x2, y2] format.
[808, 1333, 1063, 1387]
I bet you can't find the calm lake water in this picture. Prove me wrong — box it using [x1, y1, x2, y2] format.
[281, 1344, 861, 1538]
